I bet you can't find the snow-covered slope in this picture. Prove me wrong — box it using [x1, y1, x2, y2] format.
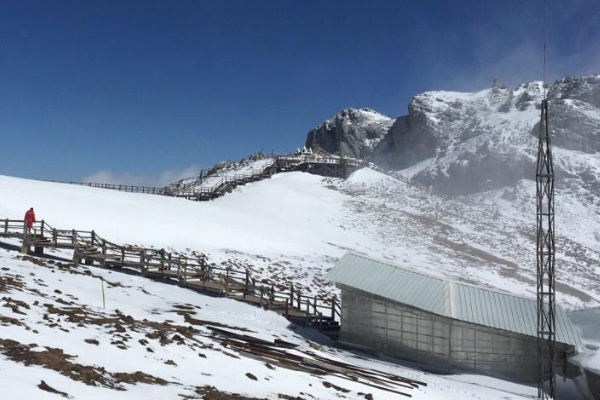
[0, 167, 597, 398]
[0, 245, 543, 400]
[2, 167, 598, 310]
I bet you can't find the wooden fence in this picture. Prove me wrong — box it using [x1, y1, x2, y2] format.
[41, 154, 364, 202]
[0, 218, 341, 334]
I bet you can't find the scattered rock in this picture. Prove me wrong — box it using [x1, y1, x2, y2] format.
[0, 338, 168, 390]
[195, 385, 269, 400]
[38, 380, 69, 398]
[322, 381, 350, 393]
[278, 395, 306, 400]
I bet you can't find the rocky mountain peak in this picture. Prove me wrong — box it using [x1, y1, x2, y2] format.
[305, 74, 600, 196]
[305, 108, 393, 159]
[549, 75, 600, 107]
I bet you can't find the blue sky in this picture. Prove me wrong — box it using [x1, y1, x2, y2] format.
[1, 0, 599, 185]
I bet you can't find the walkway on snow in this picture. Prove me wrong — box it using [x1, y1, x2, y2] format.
[0, 218, 341, 336]
[45, 154, 364, 202]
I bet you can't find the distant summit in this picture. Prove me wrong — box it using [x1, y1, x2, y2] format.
[305, 75, 600, 195]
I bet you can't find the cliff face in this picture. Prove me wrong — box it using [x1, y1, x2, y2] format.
[304, 108, 393, 159]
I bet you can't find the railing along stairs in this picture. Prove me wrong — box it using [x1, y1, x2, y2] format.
[0, 218, 341, 335]
[42, 154, 364, 202]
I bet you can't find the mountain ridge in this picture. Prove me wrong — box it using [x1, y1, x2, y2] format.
[305, 74, 600, 196]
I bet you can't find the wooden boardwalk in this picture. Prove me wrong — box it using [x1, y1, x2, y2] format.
[0, 219, 341, 335]
[44, 154, 364, 202]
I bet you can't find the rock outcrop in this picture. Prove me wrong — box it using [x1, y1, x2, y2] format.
[304, 108, 393, 159]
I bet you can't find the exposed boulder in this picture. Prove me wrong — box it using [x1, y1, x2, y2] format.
[304, 108, 393, 159]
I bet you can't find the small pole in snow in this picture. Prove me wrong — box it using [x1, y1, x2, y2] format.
[101, 278, 106, 309]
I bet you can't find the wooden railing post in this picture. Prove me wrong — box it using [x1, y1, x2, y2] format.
[184, 258, 188, 284]
[40, 220, 45, 236]
[225, 268, 230, 296]
[331, 295, 336, 320]
[52, 228, 57, 245]
[72, 240, 80, 264]
[269, 285, 274, 308]
[319, 312, 323, 331]
[21, 221, 30, 254]
[244, 270, 249, 299]
[101, 240, 107, 266]
[306, 297, 310, 324]
[140, 250, 147, 276]
[3, 219, 7, 235]
[259, 286, 264, 308]
[285, 298, 289, 317]
[71, 229, 76, 245]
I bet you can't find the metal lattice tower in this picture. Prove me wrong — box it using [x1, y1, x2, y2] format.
[537, 98, 556, 399]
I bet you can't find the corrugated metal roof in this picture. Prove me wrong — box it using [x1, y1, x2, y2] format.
[326, 252, 581, 347]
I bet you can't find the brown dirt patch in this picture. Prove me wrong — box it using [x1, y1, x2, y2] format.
[183, 313, 252, 332]
[0, 338, 168, 390]
[0, 275, 24, 292]
[38, 380, 69, 398]
[195, 386, 269, 400]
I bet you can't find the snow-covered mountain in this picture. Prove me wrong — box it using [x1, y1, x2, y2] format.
[308, 75, 600, 196]
[301, 76, 600, 315]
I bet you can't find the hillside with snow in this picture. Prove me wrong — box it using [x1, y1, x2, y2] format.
[0, 171, 569, 399]
[0, 244, 546, 400]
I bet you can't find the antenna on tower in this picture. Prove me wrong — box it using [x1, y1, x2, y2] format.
[537, 0, 556, 399]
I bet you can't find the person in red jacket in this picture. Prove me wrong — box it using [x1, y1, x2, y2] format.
[24, 208, 36, 234]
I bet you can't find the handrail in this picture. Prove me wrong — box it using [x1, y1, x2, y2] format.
[38, 154, 364, 202]
[0, 217, 343, 328]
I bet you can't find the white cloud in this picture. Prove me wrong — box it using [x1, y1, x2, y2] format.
[82, 165, 202, 187]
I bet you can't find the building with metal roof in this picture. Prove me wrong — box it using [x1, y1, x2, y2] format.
[326, 252, 582, 383]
